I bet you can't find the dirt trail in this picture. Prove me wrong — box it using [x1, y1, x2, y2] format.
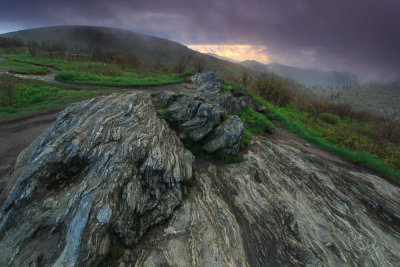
[0, 109, 61, 203]
[272, 126, 400, 187]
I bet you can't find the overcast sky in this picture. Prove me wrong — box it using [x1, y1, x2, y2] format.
[1, 0, 400, 81]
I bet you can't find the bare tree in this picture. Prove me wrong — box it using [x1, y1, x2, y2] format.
[241, 70, 250, 87]
[193, 54, 207, 73]
[27, 40, 39, 57]
[382, 98, 400, 141]
[174, 53, 193, 73]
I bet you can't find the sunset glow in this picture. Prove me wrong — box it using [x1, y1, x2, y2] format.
[187, 44, 269, 63]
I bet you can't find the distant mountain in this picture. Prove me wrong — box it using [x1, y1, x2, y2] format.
[206, 53, 239, 63]
[241, 60, 358, 86]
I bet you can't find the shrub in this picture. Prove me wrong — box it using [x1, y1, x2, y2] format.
[351, 109, 374, 122]
[251, 75, 293, 106]
[0, 73, 16, 106]
[319, 112, 339, 125]
[327, 102, 352, 118]
[193, 54, 207, 73]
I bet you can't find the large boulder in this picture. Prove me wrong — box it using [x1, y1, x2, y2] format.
[0, 92, 194, 266]
[191, 71, 222, 91]
[203, 115, 244, 155]
[166, 72, 251, 154]
[125, 137, 400, 266]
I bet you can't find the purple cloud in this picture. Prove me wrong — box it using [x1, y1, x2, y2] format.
[1, 0, 399, 81]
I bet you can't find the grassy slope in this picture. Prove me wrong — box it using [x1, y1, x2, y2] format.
[225, 81, 400, 181]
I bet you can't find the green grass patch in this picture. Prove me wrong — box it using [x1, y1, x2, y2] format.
[55, 70, 183, 87]
[178, 69, 195, 78]
[215, 151, 244, 163]
[239, 106, 276, 134]
[0, 59, 51, 74]
[0, 79, 126, 120]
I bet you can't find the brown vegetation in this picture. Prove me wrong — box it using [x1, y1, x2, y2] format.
[174, 53, 193, 73]
[0, 73, 16, 106]
[193, 54, 207, 73]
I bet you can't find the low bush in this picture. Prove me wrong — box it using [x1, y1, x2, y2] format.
[0, 73, 16, 106]
[319, 112, 339, 125]
[250, 75, 293, 106]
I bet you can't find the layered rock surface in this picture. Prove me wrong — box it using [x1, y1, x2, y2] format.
[0, 92, 194, 266]
[165, 72, 248, 155]
[129, 137, 400, 267]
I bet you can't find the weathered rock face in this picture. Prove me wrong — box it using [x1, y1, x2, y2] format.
[0, 92, 194, 266]
[167, 72, 247, 155]
[203, 115, 244, 155]
[129, 137, 400, 267]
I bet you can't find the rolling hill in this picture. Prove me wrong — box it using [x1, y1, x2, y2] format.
[1, 25, 317, 97]
[1, 26, 253, 78]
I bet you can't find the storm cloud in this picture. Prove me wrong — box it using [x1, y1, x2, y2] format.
[1, 0, 400, 81]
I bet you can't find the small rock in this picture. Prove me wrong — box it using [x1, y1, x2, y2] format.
[163, 226, 186, 236]
[304, 143, 311, 147]
[257, 105, 268, 113]
[325, 242, 334, 248]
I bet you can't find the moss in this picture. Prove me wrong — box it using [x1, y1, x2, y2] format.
[215, 151, 244, 163]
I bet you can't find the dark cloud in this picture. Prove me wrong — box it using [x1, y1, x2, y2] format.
[1, 0, 400, 81]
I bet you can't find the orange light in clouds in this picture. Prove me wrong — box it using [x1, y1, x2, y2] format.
[187, 44, 269, 63]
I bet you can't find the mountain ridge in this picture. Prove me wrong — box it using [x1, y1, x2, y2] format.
[240, 59, 359, 86]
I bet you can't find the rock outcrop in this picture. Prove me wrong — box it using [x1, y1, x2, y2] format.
[128, 137, 400, 267]
[166, 72, 248, 155]
[0, 92, 194, 266]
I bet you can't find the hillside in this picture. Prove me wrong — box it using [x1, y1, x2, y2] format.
[1, 26, 318, 98]
[1, 26, 253, 79]
[241, 60, 358, 86]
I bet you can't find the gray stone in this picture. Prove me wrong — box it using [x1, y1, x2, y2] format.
[257, 105, 268, 113]
[203, 115, 244, 155]
[0, 92, 194, 266]
[151, 91, 182, 106]
[168, 95, 202, 122]
[181, 103, 225, 141]
[167, 73, 250, 153]
[128, 137, 400, 267]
